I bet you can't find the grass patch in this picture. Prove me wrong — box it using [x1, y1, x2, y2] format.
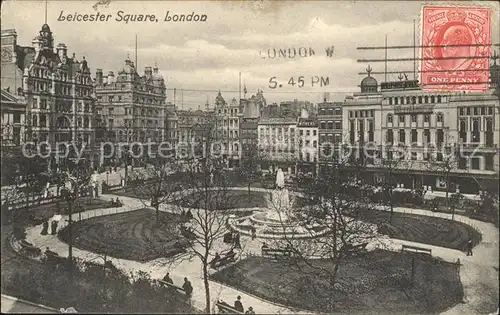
[211, 250, 463, 314]
[357, 210, 482, 251]
[58, 208, 189, 262]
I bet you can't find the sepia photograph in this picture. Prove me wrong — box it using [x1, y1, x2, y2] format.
[0, 0, 499, 314]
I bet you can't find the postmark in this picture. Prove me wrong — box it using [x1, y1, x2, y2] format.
[420, 5, 491, 90]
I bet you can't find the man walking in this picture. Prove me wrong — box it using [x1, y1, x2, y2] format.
[182, 277, 193, 297]
[466, 238, 473, 256]
[234, 296, 244, 312]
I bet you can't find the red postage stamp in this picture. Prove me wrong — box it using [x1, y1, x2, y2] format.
[420, 5, 491, 91]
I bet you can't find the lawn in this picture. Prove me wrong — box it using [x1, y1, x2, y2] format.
[356, 210, 482, 251]
[58, 208, 189, 262]
[211, 250, 463, 314]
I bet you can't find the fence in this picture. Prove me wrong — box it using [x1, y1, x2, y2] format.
[6, 190, 92, 211]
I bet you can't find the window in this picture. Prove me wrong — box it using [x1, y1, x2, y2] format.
[13, 113, 21, 124]
[471, 158, 480, 170]
[411, 129, 417, 143]
[424, 96, 429, 103]
[459, 108, 464, 115]
[418, 96, 422, 104]
[360, 111, 364, 118]
[406, 97, 411, 104]
[328, 122, 334, 129]
[399, 129, 405, 143]
[32, 115, 37, 127]
[467, 107, 471, 115]
[474, 107, 478, 115]
[437, 129, 444, 146]
[436, 113, 443, 123]
[335, 121, 341, 130]
[399, 115, 405, 124]
[458, 157, 467, 169]
[313, 130, 317, 136]
[437, 95, 442, 103]
[411, 114, 417, 122]
[387, 130, 393, 143]
[334, 108, 341, 115]
[481, 107, 485, 115]
[389, 98, 393, 105]
[40, 114, 46, 127]
[485, 155, 494, 170]
[430, 95, 435, 103]
[488, 107, 493, 115]
[400, 97, 404, 105]
[423, 129, 430, 143]
[424, 114, 430, 123]
[411, 96, 416, 104]
[437, 153, 443, 161]
[411, 152, 417, 160]
[387, 114, 393, 124]
[394, 98, 399, 105]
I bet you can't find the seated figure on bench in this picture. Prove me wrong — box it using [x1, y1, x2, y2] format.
[162, 272, 173, 284]
[210, 252, 221, 269]
[182, 277, 193, 296]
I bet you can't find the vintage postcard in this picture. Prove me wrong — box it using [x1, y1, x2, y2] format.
[1, 1, 499, 314]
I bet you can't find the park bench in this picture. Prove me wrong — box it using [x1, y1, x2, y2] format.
[215, 300, 245, 314]
[44, 250, 68, 265]
[18, 239, 42, 256]
[344, 242, 368, 257]
[210, 251, 237, 269]
[158, 280, 187, 295]
[262, 247, 293, 260]
[401, 244, 432, 256]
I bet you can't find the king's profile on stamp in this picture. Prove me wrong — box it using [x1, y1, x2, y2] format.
[420, 5, 491, 90]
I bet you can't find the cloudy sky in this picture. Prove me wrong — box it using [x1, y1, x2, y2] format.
[2, 0, 499, 109]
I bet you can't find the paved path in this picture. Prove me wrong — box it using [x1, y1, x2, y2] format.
[22, 187, 498, 314]
[1, 294, 58, 313]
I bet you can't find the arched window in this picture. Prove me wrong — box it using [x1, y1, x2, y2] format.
[400, 97, 404, 105]
[460, 120, 467, 132]
[406, 96, 411, 104]
[437, 95, 442, 103]
[436, 112, 443, 123]
[411, 96, 416, 104]
[387, 114, 393, 124]
[84, 117, 89, 128]
[32, 115, 37, 127]
[418, 96, 422, 104]
[431, 95, 435, 103]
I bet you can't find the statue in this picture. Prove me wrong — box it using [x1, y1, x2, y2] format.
[276, 168, 285, 189]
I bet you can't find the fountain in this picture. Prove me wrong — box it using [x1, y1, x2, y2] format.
[229, 169, 330, 239]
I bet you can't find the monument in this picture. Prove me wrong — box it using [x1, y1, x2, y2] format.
[229, 169, 329, 239]
[266, 168, 292, 221]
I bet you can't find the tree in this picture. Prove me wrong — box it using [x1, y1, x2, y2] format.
[428, 140, 460, 215]
[58, 148, 94, 270]
[237, 142, 264, 201]
[132, 157, 183, 222]
[270, 161, 381, 312]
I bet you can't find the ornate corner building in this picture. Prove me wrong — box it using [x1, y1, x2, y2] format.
[1, 25, 96, 170]
[94, 57, 167, 166]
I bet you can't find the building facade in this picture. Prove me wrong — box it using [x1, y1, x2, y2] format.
[1, 25, 96, 170]
[94, 58, 166, 165]
[317, 100, 343, 165]
[214, 91, 240, 167]
[343, 65, 500, 194]
[296, 113, 318, 175]
[258, 117, 297, 174]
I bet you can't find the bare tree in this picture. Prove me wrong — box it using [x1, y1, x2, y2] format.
[268, 160, 382, 312]
[237, 142, 265, 201]
[427, 137, 460, 213]
[131, 156, 183, 222]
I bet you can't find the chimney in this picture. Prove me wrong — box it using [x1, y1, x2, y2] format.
[56, 43, 67, 60]
[107, 71, 115, 84]
[96, 69, 103, 85]
[1, 29, 18, 59]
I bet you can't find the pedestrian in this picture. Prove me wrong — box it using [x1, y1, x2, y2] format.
[162, 272, 173, 284]
[251, 226, 256, 240]
[234, 232, 242, 249]
[234, 295, 244, 312]
[182, 277, 193, 297]
[245, 306, 255, 314]
[51, 220, 58, 235]
[41, 220, 49, 235]
[466, 238, 473, 256]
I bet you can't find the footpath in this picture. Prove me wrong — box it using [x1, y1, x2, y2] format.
[21, 188, 499, 315]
